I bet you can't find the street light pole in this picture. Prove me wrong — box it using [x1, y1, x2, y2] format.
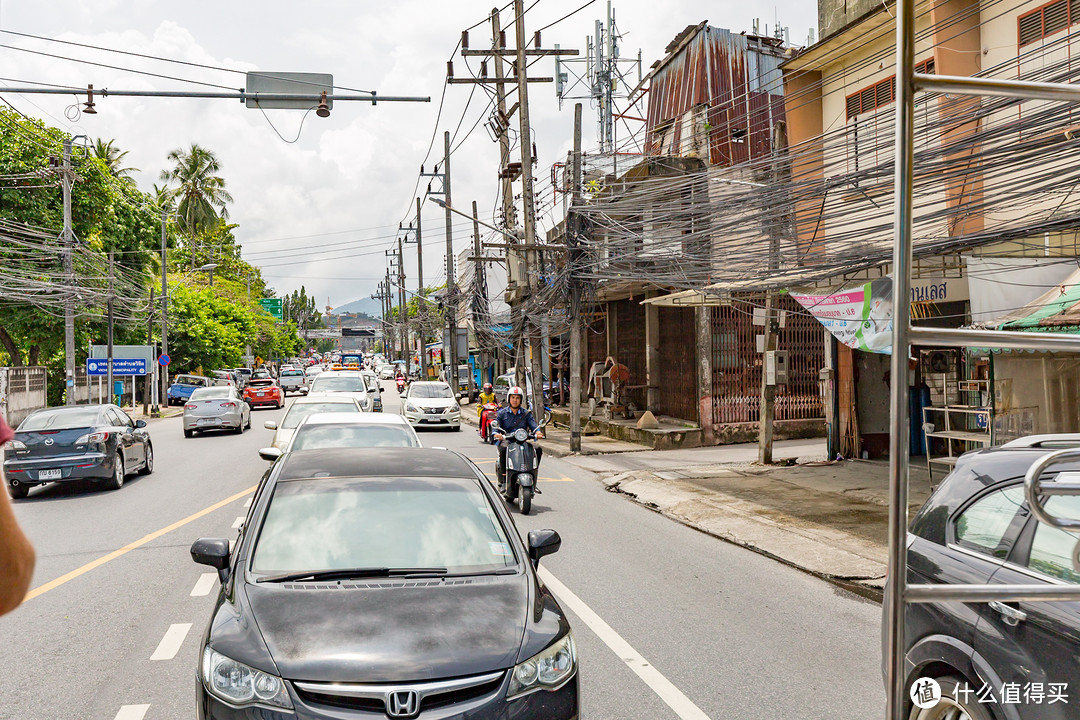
[62, 138, 76, 405]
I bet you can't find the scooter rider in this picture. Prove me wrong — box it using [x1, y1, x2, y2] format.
[494, 386, 544, 486]
[477, 382, 496, 415]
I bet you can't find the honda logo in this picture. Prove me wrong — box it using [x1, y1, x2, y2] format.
[386, 690, 419, 718]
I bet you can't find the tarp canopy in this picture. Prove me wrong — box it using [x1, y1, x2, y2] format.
[983, 267, 1080, 331]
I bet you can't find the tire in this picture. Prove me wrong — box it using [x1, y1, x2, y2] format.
[234, 422, 244, 434]
[909, 675, 993, 720]
[520, 487, 533, 515]
[7, 483, 29, 500]
[245, 413, 252, 430]
[138, 444, 154, 475]
[504, 477, 518, 501]
[453, 425, 462, 432]
[184, 429, 193, 438]
[106, 455, 124, 490]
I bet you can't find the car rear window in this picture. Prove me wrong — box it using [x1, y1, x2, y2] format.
[1026, 495, 1080, 582]
[248, 380, 275, 388]
[281, 402, 359, 429]
[175, 376, 207, 386]
[954, 485, 1026, 558]
[20, 407, 102, 431]
[311, 377, 366, 393]
[191, 387, 232, 400]
[282, 370, 304, 377]
[251, 477, 514, 575]
[291, 424, 419, 450]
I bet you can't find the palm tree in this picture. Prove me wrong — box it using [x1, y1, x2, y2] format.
[92, 138, 139, 178]
[159, 144, 233, 268]
[152, 183, 175, 214]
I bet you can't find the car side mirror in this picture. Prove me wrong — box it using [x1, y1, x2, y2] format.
[135, 420, 147, 428]
[259, 447, 283, 462]
[191, 537, 231, 583]
[264, 421, 278, 430]
[527, 529, 561, 567]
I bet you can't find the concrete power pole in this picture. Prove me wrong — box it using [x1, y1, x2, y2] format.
[107, 251, 114, 405]
[471, 200, 487, 387]
[398, 238, 407, 365]
[414, 198, 427, 378]
[443, 131, 458, 393]
[758, 121, 790, 464]
[513, 0, 546, 417]
[569, 103, 584, 452]
[160, 210, 169, 407]
[62, 138, 76, 405]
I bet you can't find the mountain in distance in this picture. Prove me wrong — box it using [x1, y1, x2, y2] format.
[330, 297, 382, 317]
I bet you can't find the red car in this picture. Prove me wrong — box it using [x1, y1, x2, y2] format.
[243, 378, 283, 409]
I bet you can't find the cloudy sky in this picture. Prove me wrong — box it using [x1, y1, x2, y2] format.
[0, 0, 815, 313]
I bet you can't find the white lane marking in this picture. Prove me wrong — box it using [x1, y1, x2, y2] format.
[149, 623, 193, 661]
[537, 568, 713, 720]
[232, 516, 245, 529]
[190, 572, 217, 597]
[243, 497, 252, 508]
[113, 705, 150, 720]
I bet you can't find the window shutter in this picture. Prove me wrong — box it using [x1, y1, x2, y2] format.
[846, 94, 861, 119]
[1019, 9, 1044, 46]
[1045, 0, 1069, 35]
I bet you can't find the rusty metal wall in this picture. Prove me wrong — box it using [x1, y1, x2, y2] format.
[710, 295, 824, 425]
[654, 306, 699, 421]
[645, 25, 786, 167]
[615, 299, 648, 409]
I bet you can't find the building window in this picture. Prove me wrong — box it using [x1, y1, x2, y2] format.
[1018, 0, 1077, 47]
[845, 58, 935, 120]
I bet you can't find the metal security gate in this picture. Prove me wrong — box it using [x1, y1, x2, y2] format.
[654, 306, 698, 421]
[886, 3, 1080, 717]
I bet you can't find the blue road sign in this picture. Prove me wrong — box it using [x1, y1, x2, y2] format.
[86, 358, 147, 376]
[158, 354, 171, 366]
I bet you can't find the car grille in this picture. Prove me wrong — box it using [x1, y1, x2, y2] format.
[293, 670, 505, 714]
[422, 407, 445, 415]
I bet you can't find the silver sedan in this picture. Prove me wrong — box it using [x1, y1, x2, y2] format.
[183, 386, 251, 438]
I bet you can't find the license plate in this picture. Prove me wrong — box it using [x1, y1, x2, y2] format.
[38, 468, 61, 480]
[198, 418, 220, 426]
[257, 392, 267, 396]
[426, 415, 443, 421]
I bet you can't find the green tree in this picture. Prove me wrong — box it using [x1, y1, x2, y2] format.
[159, 144, 233, 269]
[166, 285, 256, 373]
[92, 138, 139, 179]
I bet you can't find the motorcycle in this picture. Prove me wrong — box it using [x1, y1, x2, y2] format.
[479, 402, 500, 443]
[395, 377, 406, 394]
[492, 417, 547, 515]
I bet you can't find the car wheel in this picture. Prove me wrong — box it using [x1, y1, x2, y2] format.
[184, 429, 193, 438]
[453, 425, 461, 432]
[7, 483, 29, 499]
[909, 676, 993, 720]
[520, 487, 532, 515]
[138, 444, 154, 475]
[107, 455, 124, 490]
[234, 422, 244, 434]
[245, 414, 252, 429]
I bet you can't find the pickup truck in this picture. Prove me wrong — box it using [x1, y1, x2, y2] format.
[278, 369, 308, 396]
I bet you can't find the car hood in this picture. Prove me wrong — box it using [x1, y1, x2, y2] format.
[243, 572, 529, 682]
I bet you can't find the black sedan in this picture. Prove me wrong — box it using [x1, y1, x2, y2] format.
[895, 435, 1080, 719]
[4, 404, 153, 498]
[191, 447, 577, 719]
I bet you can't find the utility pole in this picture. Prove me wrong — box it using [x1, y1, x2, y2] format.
[472, 200, 487, 387]
[513, 0, 546, 417]
[147, 287, 154, 415]
[62, 138, 76, 405]
[414, 198, 427, 379]
[107, 251, 115, 405]
[569, 102, 584, 452]
[160, 209, 169, 408]
[443, 131, 458, 394]
[397, 238, 407, 365]
[758, 121, 789, 464]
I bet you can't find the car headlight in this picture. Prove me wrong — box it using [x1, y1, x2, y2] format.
[450, 402, 460, 413]
[404, 402, 419, 413]
[507, 632, 576, 700]
[202, 646, 293, 710]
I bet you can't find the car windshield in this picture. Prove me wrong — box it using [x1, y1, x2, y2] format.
[281, 402, 359, 429]
[410, 383, 454, 399]
[250, 477, 515, 575]
[190, 387, 231, 400]
[311, 377, 367, 393]
[282, 370, 304, 377]
[291, 424, 419, 450]
[19, 407, 102, 431]
[175, 376, 206, 386]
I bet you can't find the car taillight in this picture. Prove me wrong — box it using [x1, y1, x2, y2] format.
[185, 403, 197, 410]
[75, 431, 110, 444]
[220, 402, 236, 408]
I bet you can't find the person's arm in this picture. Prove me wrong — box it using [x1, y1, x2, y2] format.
[0, 486, 34, 615]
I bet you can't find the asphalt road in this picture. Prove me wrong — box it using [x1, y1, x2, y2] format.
[0, 383, 885, 719]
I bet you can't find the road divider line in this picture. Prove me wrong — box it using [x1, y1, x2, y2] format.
[113, 705, 150, 720]
[538, 567, 713, 720]
[190, 572, 218, 597]
[244, 497, 252, 508]
[150, 623, 193, 661]
[232, 516, 245, 529]
[23, 485, 257, 604]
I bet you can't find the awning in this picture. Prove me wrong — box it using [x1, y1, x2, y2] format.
[640, 290, 724, 307]
[984, 267, 1080, 330]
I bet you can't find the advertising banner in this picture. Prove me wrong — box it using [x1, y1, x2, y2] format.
[789, 277, 894, 354]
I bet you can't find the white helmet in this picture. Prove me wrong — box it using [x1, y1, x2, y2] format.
[508, 385, 525, 400]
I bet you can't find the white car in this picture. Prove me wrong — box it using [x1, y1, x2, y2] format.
[400, 381, 462, 431]
[258, 412, 421, 461]
[306, 371, 373, 411]
[360, 370, 383, 412]
[183, 386, 251, 437]
[377, 364, 396, 380]
[261, 395, 363, 450]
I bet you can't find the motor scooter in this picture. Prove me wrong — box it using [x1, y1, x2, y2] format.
[479, 402, 500, 443]
[491, 417, 547, 515]
[395, 377, 406, 394]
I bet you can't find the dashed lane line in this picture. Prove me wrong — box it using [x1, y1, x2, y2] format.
[22, 485, 257, 604]
[232, 516, 245, 529]
[113, 705, 150, 720]
[190, 572, 218, 597]
[537, 567, 714, 720]
[150, 623, 193, 661]
[244, 497, 252, 508]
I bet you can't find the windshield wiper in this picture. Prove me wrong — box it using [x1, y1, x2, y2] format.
[443, 567, 518, 578]
[257, 567, 448, 583]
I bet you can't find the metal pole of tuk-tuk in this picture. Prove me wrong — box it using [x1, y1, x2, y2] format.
[885, 0, 916, 714]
